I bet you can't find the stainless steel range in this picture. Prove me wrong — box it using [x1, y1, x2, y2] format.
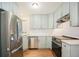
[52, 36, 78, 57]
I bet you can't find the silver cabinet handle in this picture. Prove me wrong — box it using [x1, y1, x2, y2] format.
[64, 45, 66, 47]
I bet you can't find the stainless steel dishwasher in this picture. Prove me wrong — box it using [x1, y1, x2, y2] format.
[28, 36, 38, 49]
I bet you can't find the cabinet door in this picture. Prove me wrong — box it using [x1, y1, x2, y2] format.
[71, 46, 79, 57]
[53, 11, 58, 28]
[1, 2, 17, 13]
[31, 15, 41, 29]
[70, 2, 79, 27]
[1, 2, 12, 12]
[46, 37, 52, 49]
[48, 14, 54, 29]
[22, 35, 28, 50]
[0, 2, 2, 8]
[57, 7, 62, 19]
[38, 37, 46, 49]
[62, 42, 70, 57]
[41, 15, 48, 29]
[62, 2, 69, 16]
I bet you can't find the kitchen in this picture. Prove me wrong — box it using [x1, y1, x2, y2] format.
[0, 2, 79, 57]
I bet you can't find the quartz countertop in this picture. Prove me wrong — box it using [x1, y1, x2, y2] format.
[54, 36, 78, 40]
[53, 36, 79, 45]
[61, 40, 79, 45]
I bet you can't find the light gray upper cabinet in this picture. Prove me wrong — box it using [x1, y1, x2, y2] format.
[57, 7, 62, 20]
[41, 15, 48, 29]
[70, 2, 79, 27]
[1, 2, 17, 14]
[31, 14, 54, 29]
[62, 2, 70, 16]
[30, 15, 41, 29]
[48, 14, 54, 29]
[1, 2, 13, 12]
[0, 2, 2, 8]
[53, 5, 62, 29]
[53, 11, 58, 28]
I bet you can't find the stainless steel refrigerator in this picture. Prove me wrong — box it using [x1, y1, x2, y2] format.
[0, 9, 23, 57]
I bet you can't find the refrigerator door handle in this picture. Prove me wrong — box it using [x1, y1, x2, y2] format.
[7, 48, 10, 52]
[11, 45, 22, 53]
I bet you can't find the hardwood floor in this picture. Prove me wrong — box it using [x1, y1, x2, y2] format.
[23, 49, 56, 57]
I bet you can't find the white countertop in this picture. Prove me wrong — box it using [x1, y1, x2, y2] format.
[54, 36, 78, 40]
[61, 40, 79, 45]
[54, 36, 79, 45]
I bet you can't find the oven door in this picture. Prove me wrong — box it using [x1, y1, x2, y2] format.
[52, 41, 61, 57]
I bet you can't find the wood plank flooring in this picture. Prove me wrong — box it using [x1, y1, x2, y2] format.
[23, 49, 56, 57]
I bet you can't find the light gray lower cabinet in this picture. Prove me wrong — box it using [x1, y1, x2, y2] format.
[46, 37, 52, 49]
[70, 2, 79, 27]
[62, 42, 79, 57]
[38, 36, 52, 49]
[22, 35, 28, 50]
[38, 37, 46, 49]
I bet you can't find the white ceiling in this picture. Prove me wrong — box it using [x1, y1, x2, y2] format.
[17, 2, 62, 15]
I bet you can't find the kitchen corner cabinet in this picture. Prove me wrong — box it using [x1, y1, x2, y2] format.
[62, 42, 79, 57]
[62, 2, 69, 16]
[70, 2, 79, 27]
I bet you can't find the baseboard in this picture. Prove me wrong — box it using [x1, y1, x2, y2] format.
[38, 48, 51, 50]
[28, 48, 38, 50]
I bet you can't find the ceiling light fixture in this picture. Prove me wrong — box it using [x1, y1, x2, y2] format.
[32, 2, 39, 8]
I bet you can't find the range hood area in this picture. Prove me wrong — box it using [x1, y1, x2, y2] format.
[57, 14, 70, 23]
